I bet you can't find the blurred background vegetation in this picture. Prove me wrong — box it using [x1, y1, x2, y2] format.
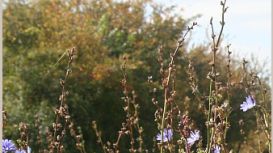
[3, 0, 271, 152]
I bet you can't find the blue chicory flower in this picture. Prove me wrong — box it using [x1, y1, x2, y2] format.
[15, 146, 31, 153]
[15, 150, 26, 153]
[14, 146, 31, 153]
[212, 145, 221, 153]
[240, 95, 256, 112]
[156, 128, 173, 142]
[2, 139, 17, 153]
[187, 130, 200, 146]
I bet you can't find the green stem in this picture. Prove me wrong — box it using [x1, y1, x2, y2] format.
[160, 90, 168, 153]
[207, 80, 213, 153]
[224, 115, 228, 140]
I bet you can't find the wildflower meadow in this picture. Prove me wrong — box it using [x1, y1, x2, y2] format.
[3, 0, 271, 153]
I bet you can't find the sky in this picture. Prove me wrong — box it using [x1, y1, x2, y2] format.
[154, 0, 271, 76]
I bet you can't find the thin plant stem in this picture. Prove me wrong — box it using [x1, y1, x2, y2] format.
[160, 22, 197, 153]
[207, 80, 213, 153]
